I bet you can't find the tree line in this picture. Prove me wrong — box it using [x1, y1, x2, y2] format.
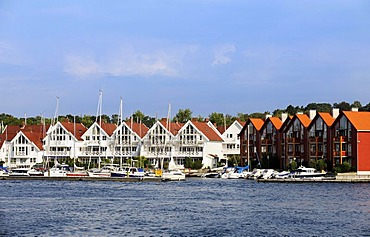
[0, 100, 367, 128]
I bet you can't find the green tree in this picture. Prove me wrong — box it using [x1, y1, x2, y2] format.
[333, 101, 351, 111]
[209, 112, 225, 126]
[351, 101, 362, 110]
[131, 110, 145, 123]
[173, 108, 192, 123]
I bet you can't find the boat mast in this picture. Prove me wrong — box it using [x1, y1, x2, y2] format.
[247, 123, 250, 171]
[95, 90, 103, 169]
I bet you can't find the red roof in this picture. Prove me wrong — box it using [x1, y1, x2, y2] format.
[126, 121, 149, 139]
[0, 124, 49, 148]
[100, 123, 117, 136]
[192, 121, 223, 141]
[60, 122, 87, 141]
[159, 119, 184, 136]
[22, 131, 44, 150]
[342, 111, 370, 131]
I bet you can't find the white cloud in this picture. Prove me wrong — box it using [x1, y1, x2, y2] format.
[212, 44, 235, 66]
[64, 47, 181, 78]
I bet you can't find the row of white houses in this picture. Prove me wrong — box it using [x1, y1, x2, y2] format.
[0, 117, 245, 169]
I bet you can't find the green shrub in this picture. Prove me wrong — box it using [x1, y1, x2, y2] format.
[290, 160, 297, 170]
[341, 162, 351, 172]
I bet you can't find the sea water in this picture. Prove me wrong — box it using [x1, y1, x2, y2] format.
[0, 179, 369, 237]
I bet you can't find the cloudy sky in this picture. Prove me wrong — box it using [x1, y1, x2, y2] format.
[0, 0, 369, 118]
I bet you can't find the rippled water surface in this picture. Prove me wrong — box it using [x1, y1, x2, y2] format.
[0, 179, 369, 236]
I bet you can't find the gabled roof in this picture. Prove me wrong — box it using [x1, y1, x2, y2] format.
[341, 111, 370, 131]
[59, 121, 87, 141]
[249, 118, 264, 131]
[269, 117, 283, 130]
[126, 121, 149, 139]
[22, 131, 43, 150]
[318, 112, 335, 127]
[100, 123, 117, 136]
[192, 121, 223, 141]
[159, 119, 184, 136]
[295, 114, 311, 128]
[0, 124, 49, 148]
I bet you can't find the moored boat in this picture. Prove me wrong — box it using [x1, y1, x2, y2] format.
[44, 163, 71, 177]
[0, 166, 9, 177]
[289, 166, 327, 179]
[88, 164, 118, 177]
[162, 169, 186, 181]
[9, 167, 30, 176]
[111, 167, 145, 178]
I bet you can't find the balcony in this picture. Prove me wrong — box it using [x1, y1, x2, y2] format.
[309, 137, 323, 143]
[44, 151, 70, 156]
[49, 140, 70, 146]
[333, 151, 348, 157]
[309, 151, 323, 157]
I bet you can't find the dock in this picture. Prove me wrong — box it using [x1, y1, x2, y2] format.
[257, 173, 370, 183]
[0, 176, 163, 182]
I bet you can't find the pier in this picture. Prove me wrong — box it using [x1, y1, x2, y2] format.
[0, 176, 163, 182]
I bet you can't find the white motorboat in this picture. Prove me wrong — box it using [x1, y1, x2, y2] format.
[9, 167, 30, 176]
[249, 169, 263, 179]
[0, 166, 9, 177]
[111, 167, 145, 178]
[275, 171, 291, 179]
[289, 166, 327, 179]
[88, 164, 118, 177]
[227, 166, 251, 179]
[220, 167, 235, 179]
[162, 169, 186, 181]
[260, 169, 276, 179]
[45, 163, 71, 177]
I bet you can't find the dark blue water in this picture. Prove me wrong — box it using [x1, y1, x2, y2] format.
[0, 179, 369, 237]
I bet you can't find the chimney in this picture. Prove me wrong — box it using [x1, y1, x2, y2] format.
[297, 111, 303, 114]
[332, 108, 340, 118]
[191, 118, 198, 122]
[160, 118, 167, 123]
[205, 118, 210, 122]
[265, 114, 272, 120]
[351, 107, 358, 112]
[281, 113, 288, 123]
[309, 110, 316, 120]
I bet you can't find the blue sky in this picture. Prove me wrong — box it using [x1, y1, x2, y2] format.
[1, 0, 370, 119]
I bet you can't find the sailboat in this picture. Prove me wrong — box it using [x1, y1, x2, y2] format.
[161, 103, 185, 181]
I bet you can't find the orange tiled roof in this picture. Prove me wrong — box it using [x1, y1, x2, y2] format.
[342, 111, 370, 131]
[318, 112, 335, 126]
[192, 121, 223, 141]
[269, 117, 283, 130]
[60, 122, 87, 141]
[296, 114, 311, 127]
[249, 118, 264, 131]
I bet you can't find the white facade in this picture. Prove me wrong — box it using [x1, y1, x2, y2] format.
[220, 120, 244, 161]
[1, 119, 244, 169]
[1, 132, 43, 168]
